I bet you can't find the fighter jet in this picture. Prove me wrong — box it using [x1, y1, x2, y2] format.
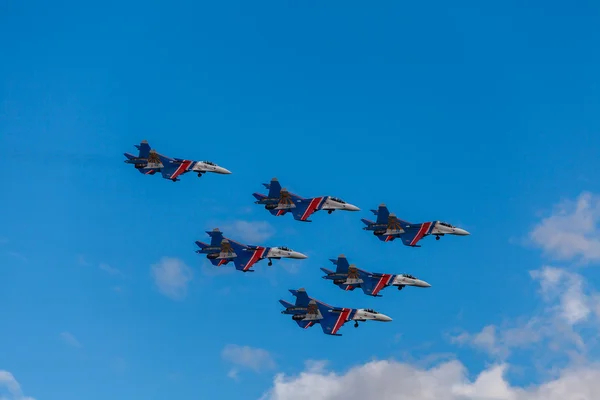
[194, 228, 307, 272]
[320, 254, 431, 296]
[361, 203, 470, 247]
[279, 288, 392, 336]
[252, 177, 360, 222]
[123, 140, 231, 181]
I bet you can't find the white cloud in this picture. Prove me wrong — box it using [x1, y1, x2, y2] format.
[0, 370, 36, 400]
[530, 267, 591, 326]
[218, 220, 276, 243]
[530, 192, 600, 263]
[451, 266, 600, 360]
[99, 263, 123, 277]
[262, 359, 600, 400]
[60, 331, 82, 348]
[150, 257, 193, 300]
[222, 344, 276, 379]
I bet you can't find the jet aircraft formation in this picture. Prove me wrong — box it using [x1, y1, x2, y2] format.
[124, 140, 470, 336]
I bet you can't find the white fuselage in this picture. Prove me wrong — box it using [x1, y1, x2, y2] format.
[352, 309, 392, 322]
[429, 222, 470, 236]
[266, 247, 308, 260]
[192, 162, 232, 174]
[321, 197, 361, 212]
[392, 275, 431, 288]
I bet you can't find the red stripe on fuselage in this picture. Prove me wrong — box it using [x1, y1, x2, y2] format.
[243, 247, 267, 271]
[331, 308, 351, 335]
[276, 210, 285, 216]
[304, 321, 314, 329]
[372, 274, 393, 296]
[410, 222, 432, 246]
[171, 160, 192, 180]
[301, 197, 323, 221]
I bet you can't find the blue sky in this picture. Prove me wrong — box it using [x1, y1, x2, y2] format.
[1, 1, 600, 399]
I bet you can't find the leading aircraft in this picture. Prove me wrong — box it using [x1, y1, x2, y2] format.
[320, 254, 431, 296]
[123, 140, 231, 181]
[279, 288, 392, 336]
[252, 178, 360, 222]
[361, 203, 470, 247]
[195, 228, 307, 272]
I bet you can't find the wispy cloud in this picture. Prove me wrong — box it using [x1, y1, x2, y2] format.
[151, 257, 194, 300]
[530, 192, 600, 263]
[217, 220, 276, 243]
[450, 264, 600, 362]
[99, 263, 123, 277]
[60, 331, 82, 348]
[222, 344, 276, 379]
[0, 370, 36, 400]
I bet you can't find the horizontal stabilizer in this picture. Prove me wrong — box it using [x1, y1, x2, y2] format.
[361, 218, 375, 226]
[320, 267, 334, 275]
[279, 300, 294, 308]
[253, 193, 267, 201]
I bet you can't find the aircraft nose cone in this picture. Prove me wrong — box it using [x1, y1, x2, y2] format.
[345, 204, 361, 212]
[217, 167, 232, 174]
[378, 314, 393, 322]
[290, 251, 308, 259]
[416, 280, 432, 288]
[454, 228, 470, 236]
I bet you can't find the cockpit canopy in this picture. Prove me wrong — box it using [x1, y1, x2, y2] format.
[278, 246, 293, 251]
[364, 308, 379, 314]
[330, 197, 346, 204]
[202, 161, 216, 166]
[439, 221, 455, 228]
[403, 274, 416, 279]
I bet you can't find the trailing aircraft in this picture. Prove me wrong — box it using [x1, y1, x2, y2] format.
[124, 140, 231, 181]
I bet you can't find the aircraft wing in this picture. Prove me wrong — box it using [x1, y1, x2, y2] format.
[359, 271, 394, 296]
[318, 303, 354, 336]
[400, 222, 434, 247]
[290, 197, 325, 222]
